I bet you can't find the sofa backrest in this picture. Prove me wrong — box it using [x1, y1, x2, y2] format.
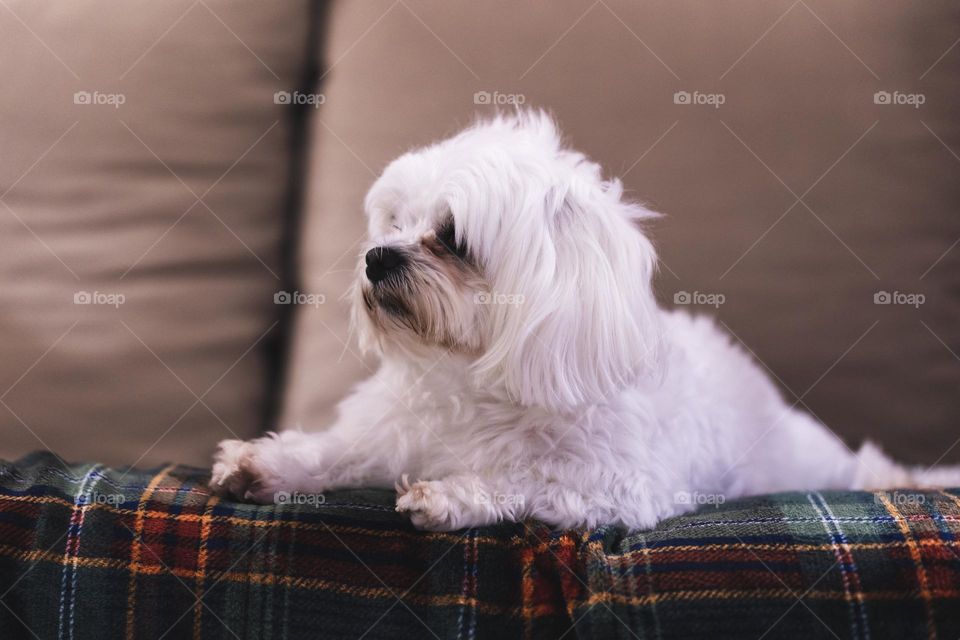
[0, 1, 318, 466]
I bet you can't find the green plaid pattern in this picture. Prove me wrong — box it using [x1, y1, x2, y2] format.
[1, 452, 959, 639]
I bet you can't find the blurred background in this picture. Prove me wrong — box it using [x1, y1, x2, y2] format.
[0, 1, 957, 468]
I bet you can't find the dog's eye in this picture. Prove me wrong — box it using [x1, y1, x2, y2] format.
[436, 219, 468, 260]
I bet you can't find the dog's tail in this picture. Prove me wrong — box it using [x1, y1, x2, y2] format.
[852, 441, 960, 490]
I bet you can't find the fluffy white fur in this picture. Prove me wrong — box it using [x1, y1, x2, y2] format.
[211, 111, 960, 531]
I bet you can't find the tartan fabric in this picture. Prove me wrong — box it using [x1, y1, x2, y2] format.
[1, 453, 959, 639]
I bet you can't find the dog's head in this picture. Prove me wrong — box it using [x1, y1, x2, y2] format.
[354, 111, 662, 412]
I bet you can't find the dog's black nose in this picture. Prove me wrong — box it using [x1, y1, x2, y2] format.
[365, 247, 405, 283]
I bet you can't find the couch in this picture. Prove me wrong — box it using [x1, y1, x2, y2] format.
[0, 1, 958, 638]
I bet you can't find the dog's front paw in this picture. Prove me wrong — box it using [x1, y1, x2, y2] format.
[209, 438, 279, 503]
[210, 439, 251, 497]
[395, 475, 461, 531]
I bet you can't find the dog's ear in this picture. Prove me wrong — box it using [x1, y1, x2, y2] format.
[473, 176, 663, 412]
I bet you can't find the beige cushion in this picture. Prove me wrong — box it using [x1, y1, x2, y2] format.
[0, 1, 313, 466]
[284, 0, 960, 463]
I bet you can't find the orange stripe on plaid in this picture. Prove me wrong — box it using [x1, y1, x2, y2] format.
[633, 532, 660, 635]
[0, 493, 512, 545]
[0, 545, 127, 569]
[613, 539, 960, 557]
[8, 538, 960, 615]
[193, 495, 219, 639]
[9, 490, 960, 560]
[3, 541, 960, 616]
[877, 491, 937, 640]
[941, 490, 960, 511]
[582, 537, 609, 621]
[582, 586, 960, 608]
[520, 546, 534, 640]
[6, 491, 960, 552]
[124, 465, 174, 640]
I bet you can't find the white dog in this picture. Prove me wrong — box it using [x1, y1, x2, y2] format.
[211, 111, 958, 530]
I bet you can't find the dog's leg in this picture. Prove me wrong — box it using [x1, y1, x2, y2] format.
[393, 468, 690, 531]
[210, 428, 399, 503]
[395, 473, 524, 531]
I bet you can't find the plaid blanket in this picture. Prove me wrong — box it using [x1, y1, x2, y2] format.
[1, 452, 959, 639]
